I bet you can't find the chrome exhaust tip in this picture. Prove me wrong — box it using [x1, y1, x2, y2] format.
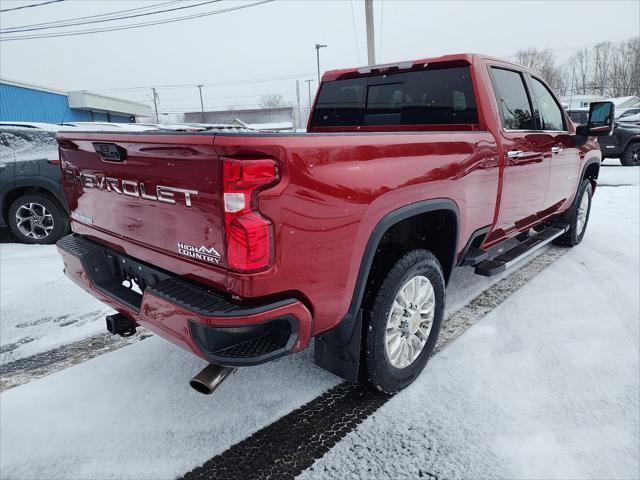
[189, 364, 236, 395]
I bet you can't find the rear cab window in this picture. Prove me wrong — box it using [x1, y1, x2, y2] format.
[310, 65, 479, 129]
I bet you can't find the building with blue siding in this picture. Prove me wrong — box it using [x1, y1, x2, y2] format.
[0, 78, 151, 124]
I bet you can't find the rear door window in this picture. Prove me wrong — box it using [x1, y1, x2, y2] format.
[311, 66, 478, 127]
[0, 129, 57, 163]
[489, 67, 535, 130]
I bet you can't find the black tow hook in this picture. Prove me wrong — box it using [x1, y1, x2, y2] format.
[106, 313, 138, 337]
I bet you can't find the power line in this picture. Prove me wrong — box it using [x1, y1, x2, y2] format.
[1, 0, 222, 34]
[1, 0, 183, 32]
[91, 72, 315, 93]
[1, 0, 275, 41]
[0, 0, 63, 13]
[131, 91, 299, 102]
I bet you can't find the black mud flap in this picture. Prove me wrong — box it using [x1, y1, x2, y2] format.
[313, 310, 362, 383]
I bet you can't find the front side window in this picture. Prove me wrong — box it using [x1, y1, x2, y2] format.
[311, 66, 478, 127]
[489, 67, 534, 130]
[530, 77, 565, 131]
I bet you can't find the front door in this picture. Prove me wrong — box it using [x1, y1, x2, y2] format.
[488, 67, 551, 239]
[528, 75, 581, 213]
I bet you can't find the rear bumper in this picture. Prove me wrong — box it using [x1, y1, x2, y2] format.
[56, 234, 312, 366]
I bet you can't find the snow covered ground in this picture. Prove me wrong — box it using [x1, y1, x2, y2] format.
[302, 164, 640, 479]
[0, 162, 638, 479]
[0, 242, 113, 363]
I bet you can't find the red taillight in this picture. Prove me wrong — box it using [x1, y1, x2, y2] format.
[47, 158, 60, 165]
[222, 158, 278, 271]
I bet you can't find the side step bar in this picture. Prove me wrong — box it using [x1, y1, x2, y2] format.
[474, 226, 567, 277]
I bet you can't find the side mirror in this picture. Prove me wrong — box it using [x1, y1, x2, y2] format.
[586, 101, 615, 136]
[574, 101, 615, 145]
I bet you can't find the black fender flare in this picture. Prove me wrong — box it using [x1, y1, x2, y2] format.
[314, 198, 459, 382]
[554, 156, 600, 225]
[622, 134, 640, 153]
[12, 176, 68, 212]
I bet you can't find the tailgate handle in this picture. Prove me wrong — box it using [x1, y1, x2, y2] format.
[93, 143, 127, 162]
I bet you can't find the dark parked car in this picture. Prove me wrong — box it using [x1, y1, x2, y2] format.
[598, 121, 640, 166]
[0, 126, 69, 244]
[617, 107, 640, 123]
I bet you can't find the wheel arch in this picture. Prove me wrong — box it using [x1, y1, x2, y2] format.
[351, 199, 459, 315]
[314, 199, 459, 382]
[582, 157, 601, 191]
[2, 185, 66, 225]
[622, 134, 640, 152]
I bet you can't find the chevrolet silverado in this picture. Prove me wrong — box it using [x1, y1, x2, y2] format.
[55, 54, 614, 394]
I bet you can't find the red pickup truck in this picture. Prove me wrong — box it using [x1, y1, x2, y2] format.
[56, 54, 613, 394]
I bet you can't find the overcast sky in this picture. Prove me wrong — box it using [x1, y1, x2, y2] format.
[1, 0, 638, 113]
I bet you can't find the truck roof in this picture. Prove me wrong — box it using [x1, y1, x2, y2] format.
[322, 53, 518, 82]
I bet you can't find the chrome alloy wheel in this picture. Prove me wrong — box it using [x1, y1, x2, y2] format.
[15, 202, 54, 240]
[576, 186, 591, 235]
[385, 275, 436, 369]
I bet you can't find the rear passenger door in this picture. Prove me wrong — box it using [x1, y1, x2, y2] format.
[528, 75, 581, 213]
[489, 67, 550, 237]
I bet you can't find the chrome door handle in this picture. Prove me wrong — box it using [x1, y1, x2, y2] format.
[551, 146, 563, 154]
[506, 150, 524, 159]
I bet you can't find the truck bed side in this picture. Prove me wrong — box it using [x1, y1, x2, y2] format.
[60, 130, 500, 337]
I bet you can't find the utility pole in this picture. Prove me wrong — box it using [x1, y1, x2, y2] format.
[365, 0, 375, 65]
[296, 79, 301, 129]
[151, 87, 159, 122]
[315, 43, 327, 83]
[304, 79, 314, 108]
[197, 84, 205, 122]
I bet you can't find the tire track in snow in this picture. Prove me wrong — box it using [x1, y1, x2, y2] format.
[0, 330, 152, 391]
[181, 245, 568, 480]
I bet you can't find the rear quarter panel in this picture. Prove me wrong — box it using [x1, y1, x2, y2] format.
[215, 132, 500, 335]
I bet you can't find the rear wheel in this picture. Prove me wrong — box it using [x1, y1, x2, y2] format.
[363, 249, 445, 393]
[554, 179, 592, 247]
[8, 193, 69, 245]
[621, 143, 640, 166]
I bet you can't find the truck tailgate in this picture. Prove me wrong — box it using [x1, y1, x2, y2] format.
[57, 132, 226, 273]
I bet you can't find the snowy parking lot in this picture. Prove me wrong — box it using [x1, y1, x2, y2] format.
[1, 160, 638, 480]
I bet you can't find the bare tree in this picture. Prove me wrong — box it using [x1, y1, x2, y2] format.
[592, 42, 612, 96]
[258, 94, 284, 109]
[514, 47, 563, 91]
[568, 48, 591, 95]
[607, 37, 640, 97]
[512, 37, 639, 100]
